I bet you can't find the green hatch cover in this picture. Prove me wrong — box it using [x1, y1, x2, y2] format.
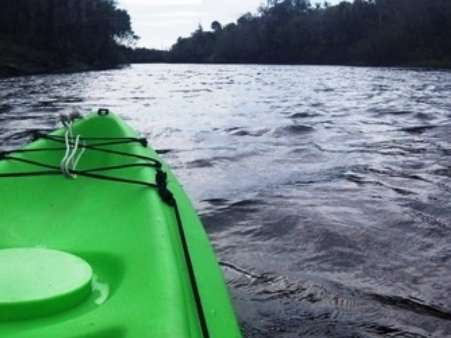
[0, 248, 93, 320]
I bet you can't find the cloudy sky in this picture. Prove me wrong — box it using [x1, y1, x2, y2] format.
[118, 0, 344, 50]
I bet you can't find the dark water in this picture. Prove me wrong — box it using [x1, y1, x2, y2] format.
[1, 64, 451, 337]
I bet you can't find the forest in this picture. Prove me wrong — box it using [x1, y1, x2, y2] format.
[0, 0, 136, 76]
[163, 0, 451, 67]
[1, 0, 450, 76]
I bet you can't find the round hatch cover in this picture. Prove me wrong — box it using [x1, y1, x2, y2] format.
[0, 248, 92, 320]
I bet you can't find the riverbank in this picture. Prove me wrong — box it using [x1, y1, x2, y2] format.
[0, 38, 94, 78]
[2, 39, 450, 79]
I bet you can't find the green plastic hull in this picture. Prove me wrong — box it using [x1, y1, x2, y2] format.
[0, 111, 241, 338]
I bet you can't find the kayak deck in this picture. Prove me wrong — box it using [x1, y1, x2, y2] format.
[0, 110, 241, 337]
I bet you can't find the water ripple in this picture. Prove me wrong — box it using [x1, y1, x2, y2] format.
[1, 64, 451, 337]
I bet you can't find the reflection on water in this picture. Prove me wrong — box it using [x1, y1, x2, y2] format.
[1, 65, 451, 337]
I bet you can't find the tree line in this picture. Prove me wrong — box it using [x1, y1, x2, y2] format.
[139, 0, 450, 67]
[0, 0, 136, 70]
[2, 0, 450, 73]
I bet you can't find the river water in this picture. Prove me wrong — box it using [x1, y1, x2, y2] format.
[1, 64, 451, 337]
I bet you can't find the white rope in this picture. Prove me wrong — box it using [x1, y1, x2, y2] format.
[60, 119, 85, 179]
[60, 123, 73, 177]
[72, 139, 86, 174]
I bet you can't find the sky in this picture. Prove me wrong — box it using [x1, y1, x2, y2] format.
[118, 0, 344, 50]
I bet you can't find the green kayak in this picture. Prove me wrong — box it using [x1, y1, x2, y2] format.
[0, 109, 241, 338]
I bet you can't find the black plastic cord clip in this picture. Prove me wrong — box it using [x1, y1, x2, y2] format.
[30, 131, 42, 142]
[156, 169, 167, 187]
[156, 168, 175, 206]
[139, 138, 148, 147]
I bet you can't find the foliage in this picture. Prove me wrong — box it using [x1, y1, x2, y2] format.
[123, 48, 168, 63]
[168, 25, 216, 63]
[166, 0, 451, 67]
[0, 0, 137, 69]
[3, 0, 449, 69]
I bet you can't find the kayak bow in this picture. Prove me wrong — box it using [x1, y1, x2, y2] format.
[0, 109, 241, 338]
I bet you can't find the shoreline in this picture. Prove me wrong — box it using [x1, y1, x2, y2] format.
[0, 38, 86, 78]
[0, 38, 127, 79]
[1, 41, 450, 79]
